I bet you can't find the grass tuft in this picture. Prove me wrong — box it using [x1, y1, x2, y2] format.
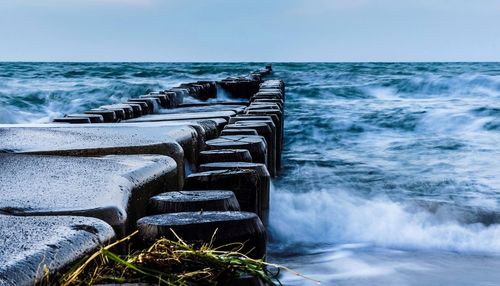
[53, 229, 317, 286]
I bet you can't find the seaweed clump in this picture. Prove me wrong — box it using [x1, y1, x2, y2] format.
[52, 230, 309, 286]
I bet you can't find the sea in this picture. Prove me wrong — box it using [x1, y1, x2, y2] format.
[1, 62, 500, 285]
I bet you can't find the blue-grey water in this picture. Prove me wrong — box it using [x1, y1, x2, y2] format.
[1, 62, 500, 285]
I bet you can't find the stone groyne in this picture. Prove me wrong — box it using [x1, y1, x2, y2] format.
[0, 65, 284, 285]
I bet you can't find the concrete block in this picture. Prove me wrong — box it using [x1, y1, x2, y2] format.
[137, 211, 266, 258]
[184, 169, 262, 216]
[198, 149, 253, 165]
[128, 98, 161, 114]
[246, 103, 281, 111]
[158, 105, 246, 115]
[66, 114, 105, 123]
[205, 135, 267, 166]
[220, 129, 259, 136]
[198, 162, 270, 223]
[228, 116, 281, 170]
[0, 125, 196, 190]
[140, 93, 170, 108]
[124, 103, 144, 117]
[85, 110, 118, 123]
[244, 109, 283, 142]
[0, 154, 177, 235]
[260, 79, 284, 90]
[100, 104, 134, 119]
[90, 108, 126, 120]
[0, 215, 115, 286]
[127, 101, 150, 115]
[118, 120, 222, 169]
[148, 190, 240, 214]
[224, 122, 276, 176]
[250, 99, 283, 110]
[124, 111, 235, 125]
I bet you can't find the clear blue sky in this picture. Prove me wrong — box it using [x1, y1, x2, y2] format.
[1, 0, 499, 62]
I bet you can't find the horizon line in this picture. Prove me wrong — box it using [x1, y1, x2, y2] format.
[1, 60, 500, 64]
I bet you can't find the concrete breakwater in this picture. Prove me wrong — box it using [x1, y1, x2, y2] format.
[0, 65, 284, 285]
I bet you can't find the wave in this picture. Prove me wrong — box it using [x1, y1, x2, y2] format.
[0, 81, 165, 123]
[269, 189, 500, 254]
[0, 62, 264, 123]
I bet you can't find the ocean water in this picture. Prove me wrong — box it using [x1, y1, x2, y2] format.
[1, 62, 500, 285]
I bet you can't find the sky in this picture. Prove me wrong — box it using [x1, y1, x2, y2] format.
[1, 0, 500, 62]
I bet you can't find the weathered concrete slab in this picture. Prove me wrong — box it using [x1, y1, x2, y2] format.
[157, 104, 246, 114]
[254, 91, 283, 98]
[205, 135, 267, 166]
[198, 149, 253, 165]
[250, 99, 283, 109]
[198, 162, 271, 223]
[120, 119, 220, 141]
[244, 109, 283, 143]
[124, 111, 236, 124]
[122, 118, 227, 134]
[66, 114, 105, 123]
[229, 115, 280, 136]
[246, 103, 281, 111]
[90, 107, 126, 120]
[0, 215, 115, 286]
[126, 100, 150, 114]
[0, 124, 199, 189]
[117, 120, 221, 171]
[143, 91, 183, 108]
[128, 98, 161, 114]
[123, 121, 209, 153]
[0, 154, 176, 235]
[184, 169, 262, 216]
[224, 123, 276, 176]
[141, 93, 170, 108]
[99, 104, 134, 119]
[137, 211, 266, 258]
[260, 79, 285, 90]
[85, 109, 118, 122]
[148, 191, 240, 214]
[220, 128, 259, 136]
[122, 103, 144, 117]
[228, 116, 281, 170]
[177, 102, 248, 108]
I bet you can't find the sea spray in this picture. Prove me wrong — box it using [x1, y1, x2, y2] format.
[270, 189, 500, 254]
[0, 62, 263, 124]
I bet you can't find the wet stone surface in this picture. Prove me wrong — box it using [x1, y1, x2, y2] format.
[137, 211, 266, 258]
[124, 111, 236, 123]
[157, 105, 246, 115]
[198, 149, 253, 164]
[205, 135, 267, 166]
[0, 154, 177, 234]
[148, 190, 240, 214]
[0, 214, 115, 286]
[0, 125, 197, 189]
[184, 169, 262, 215]
[198, 162, 271, 222]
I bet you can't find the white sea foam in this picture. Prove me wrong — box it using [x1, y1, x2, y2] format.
[270, 188, 500, 254]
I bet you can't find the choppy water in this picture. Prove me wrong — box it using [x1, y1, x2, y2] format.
[1, 62, 500, 285]
[0, 62, 263, 123]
